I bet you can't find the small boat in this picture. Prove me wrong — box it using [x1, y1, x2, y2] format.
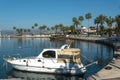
[4, 44, 86, 76]
[50, 35, 66, 41]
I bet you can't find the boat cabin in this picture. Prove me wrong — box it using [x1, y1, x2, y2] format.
[57, 48, 81, 64]
[37, 47, 81, 64]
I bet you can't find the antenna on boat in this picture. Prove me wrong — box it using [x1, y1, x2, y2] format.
[66, 39, 73, 47]
[60, 40, 73, 49]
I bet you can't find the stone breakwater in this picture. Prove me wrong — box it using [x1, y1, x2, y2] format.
[68, 35, 120, 80]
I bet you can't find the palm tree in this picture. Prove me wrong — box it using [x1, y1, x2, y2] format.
[13, 26, 16, 30]
[70, 25, 75, 34]
[72, 17, 79, 29]
[13, 26, 17, 35]
[34, 23, 38, 27]
[97, 14, 106, 35]
[64, 26, 70, 34]
[49, 27, 55, 34]
[85, 13, 92, 27]
[78, 16, 84, 27]
[47, 27, 50, 34]
[39, 25, 47, 34]
[115, 14, 120, 36]
[27, 29, 30, 35]
[85, 13, 92, 36]
[23, 29, 31, 35]
[24, 29, 27, 35]
[105, 16, 115, 37]
[16, 28, 23, 36]
[94, 17, 100, 35]
[98, 14, 106, 27]
[32, 26, 34, 29]
[106, 16, 114, 28]
[58, 24, 64, 34]
[54, 24, 59, 33]
[51, 27, 54, 30]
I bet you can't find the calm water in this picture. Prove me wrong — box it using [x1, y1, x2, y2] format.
[0, 38, 114, 79]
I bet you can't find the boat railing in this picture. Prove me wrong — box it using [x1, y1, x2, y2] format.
[3, 53, 22, 60]
[60, 44, 70, 49]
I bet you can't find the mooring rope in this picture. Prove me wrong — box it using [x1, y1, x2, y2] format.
[80, 53, 93, 63]
[80, 53, 98, 67]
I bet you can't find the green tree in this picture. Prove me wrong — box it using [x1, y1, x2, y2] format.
[85, 13, 92, 36]
[105, 16, 115, 37]
[115, 14, 120, 36]
[70, 25, 75, 34]
[51, 27, 55, 31]
[94, 17, 100, 35]
[34, 23, 38, 27]
[58, 24, 64, 34]
[72, 17, 79, 29]
[85, 13, 92, 27]
[78, 16, 84, 27]
[54, 24, 59, 33]
[98, 14, 106, 27]
[39, 25, 47, 34]
[16, 28, 23, 36]
[13, 26, 16, 30]
[32, 26, 34, 29]
[24, 29, 27, 34]
[97, 14, 106, 35]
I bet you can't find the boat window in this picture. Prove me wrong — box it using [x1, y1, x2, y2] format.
[58, 55, 73, 59]
[23, 60, 26, 62]
[38, 60, 41, 62]
[42, 51, 56, 58]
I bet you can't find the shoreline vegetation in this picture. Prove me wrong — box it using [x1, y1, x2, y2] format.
[0, 34, 51, 38]
[11, 14, 120, 41]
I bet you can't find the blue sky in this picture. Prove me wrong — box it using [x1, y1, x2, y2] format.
[0, 0, 120, 30]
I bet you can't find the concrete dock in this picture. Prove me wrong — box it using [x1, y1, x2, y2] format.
[90, 57, 120, 80]
[68, 35, 120, 80]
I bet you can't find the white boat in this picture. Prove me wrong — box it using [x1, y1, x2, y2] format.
[5, 44, 86, 76]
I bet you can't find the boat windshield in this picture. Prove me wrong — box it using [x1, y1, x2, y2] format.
[42, 50, 56, 58]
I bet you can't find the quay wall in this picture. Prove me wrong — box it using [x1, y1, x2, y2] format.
[67, 35, 120, 50]
[67, 35, 120, 80]
[0, 34, 51, 38]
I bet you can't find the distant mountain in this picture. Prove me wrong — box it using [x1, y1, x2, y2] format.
[0, 30, 15, 36]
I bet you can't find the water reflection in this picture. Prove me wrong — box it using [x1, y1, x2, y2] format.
[0, 38, 114, 79]
[74, 40, 113, 77]
[7, 69, 83, 80]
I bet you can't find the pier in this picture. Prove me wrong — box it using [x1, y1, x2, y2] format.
[68, 35, 120, 80]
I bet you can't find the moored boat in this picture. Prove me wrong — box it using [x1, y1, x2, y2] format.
[4, 44, 86, 76]
[50, 35, 66, 41]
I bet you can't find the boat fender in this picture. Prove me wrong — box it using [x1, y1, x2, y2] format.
[26, 60, 28, 66]
[42, 61, 44, 64]
[42, 62, 44, 68]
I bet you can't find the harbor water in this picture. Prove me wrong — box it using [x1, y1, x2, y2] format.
[0, 38, 114, 79]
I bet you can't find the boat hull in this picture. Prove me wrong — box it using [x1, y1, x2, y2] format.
[11, 63, 85, 76]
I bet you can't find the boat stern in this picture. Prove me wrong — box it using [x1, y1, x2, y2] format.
[78, 64, 86, 74]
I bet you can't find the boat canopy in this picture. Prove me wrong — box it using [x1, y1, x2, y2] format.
[57, 48, 80, 55]
[57, 48, 81, 64]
